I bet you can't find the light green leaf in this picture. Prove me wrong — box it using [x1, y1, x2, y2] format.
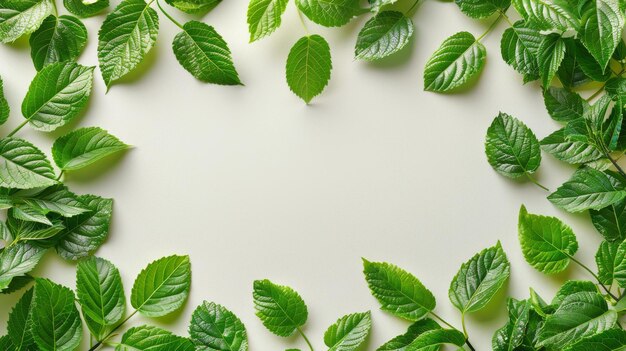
[449, 242, 510, 314]
[172, 21, 242, 85]
[0, 0, 52, 43]
[543, 87, 587, 122]
[253, 279, 308, 337]
[7, 288, 35, 350]
[423, 31, 486, 92]
[98, 0, 159, 88]
[286, 34, 332, 103]
[189, 301, 248, 351]
[456, 0, 510, 18]
[591, 198, 626, 241]
[580, 0, 625, 70]
[551, 280, 599, 307]
[518, 205, 579, 274]
[21, 61, 94, 132]
[548, 167, 626, 212]
[11, 204, 52, 225]
[8, 184, 90, 218]
[500, 20, 541, 79]
[116, 325, 195, 351]
[52, 127, 129, 171]
[511, 0, 579, 31]
[354, 11, 413, 61]
[165, 0, 220, 13]
[376, 319, 440, 351]
[63, 0, 109, 17]
[247, 0, 288, 42]
[0, 243, 45, 291]
[296, 0, 363, 27]
[29, 15, 87, 71]
[131, 255, 191, 317]
[492, 299, 531, 351]
[406, 329, 466, 351]
[538, 33, 566, 88]
[0, 138, 56, 189]
[324, 311, 371, 351]
[31, 278, 82, 351]
[362, 259, 435, 321]
[540, 129, 603, 165]
[564, 329, 626, 351]
[0, 76, 8, 125]
[7, 213, 64, 241]
[76, 256, 126, 341]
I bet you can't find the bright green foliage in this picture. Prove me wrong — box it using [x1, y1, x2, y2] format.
[189, 301, 248, 351]
[540, 129, 603, 165]
[21, 62, 94, 132]
[30, 279, 83, 351]
[485, 112, 541, 179]
[6, 288, 35, 349]
[377, 319, 441, 351]
[591, 198, 626, 241]
[0, 76, 8, 125]
[131, 255, 191, 317]
[492, 299, 531, 351]
[0, 138, 56, 189]
[511, 0, 578, 32]
[296, 0, 363, 27]
[29, 15, 88, 71]
[548, 167, 626, 212]
[6, 213, 64, 241]
[564, 329, 626, 351]
[253, 279, 308, 337]
[500, 21, 541, 81]
[64, 0, 109, 17]
[324, 311, 371, 351]
[4, 184, 90, 218]
[551, 281, 599, 306]
[362, 259, 435, 321]
[0, 0, 52, 43]
[537, 33, 566, 88]
[172, 21, 242, 85]
[580, 0, 625, 70]
[116, 325, 195, 351]
[595, 240, 626, 286]
[577, 41, 612, 81]
[98, 0, 159, 88]
[449, 242, 510, 314]
[52, 127, 129, 171]
[286, 35, 332, 103]
[543, 87, 587, 123]
[354, 11, 413, 61]
[423, 31, 486, 92]
[76, 257, 126, 340]
[455, 0, 510, 18]
[518, 205, 579, 274]
[405, 329, 466, 351]
[166, 0, 220, 13]
[247, 0, 288, 42]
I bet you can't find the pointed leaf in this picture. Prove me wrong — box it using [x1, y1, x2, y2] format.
[52, 127, 129, 171]
[538, 33, 566, 88]
[247, 0, 288, 42]
[543, 87, 587, 122]
[29, 15, 87, 71]
[564, 329, 626, 351]
[0, 138, 56, 189]
[511, 0, 579, 31]
[354, 11, 413, 61]
[406, 329, 466, 351]
[0, 243, 45, 291]
[189, 301, 248, 351]
[7, 288, 35, 350]
[548, 167, 626, 212]
[591, 198, 626, 241]
[286, 34, 332, 103]
[580, 0, 625, 70]
[376, 319, 440, 351]
[500, 20, 541, 79]
[0, 76, 8, 126]
[492, 299, 531, 351]
[456, 0, 511, 19]
[253, 279, 308, 337]
[541, 129, 603, 165]
[165, 0, 220, 13]
[0, 0, 52, 43]
[324, 311, 371, 351]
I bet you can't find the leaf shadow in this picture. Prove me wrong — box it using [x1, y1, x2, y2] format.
[106, 48, 159, 90]
[361, 38, 415, 68]
[467, 281, 509, 323]
[148, 297, 191, 328]
[62, 150, 131, 184]
[4, 35, 31, 51]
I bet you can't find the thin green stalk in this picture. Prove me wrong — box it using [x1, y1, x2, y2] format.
[477, 14, 503, 42]
[526, 174, 549, 191]
[56, 171, 64, 181]
[586, 85, 606, 102]
[51, 0, 59, 17]
[297, 9, 309, 34]
[430, 312, 457, 330]
[599, 143, 626, 180]
[7, 120, 28, 137]
[498, 9, 514, 26]
[570, 256, 619, 302]
[406, 0, 422, 16]
[296, 327, 314, 351]
[88, 310, 137, 351]
[156, 0, 183, 29]
[461, 313, 468, 338]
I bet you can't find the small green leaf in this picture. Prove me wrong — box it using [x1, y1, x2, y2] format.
[296, 0, 363, 27]
[0, 76, 8, 125]
[324, 311, 371, 351]
[500, 21, 541, 80]
[64, 0, 109, 17]
[247, 0, 288, 42]
[354, 11, 413, 61]
[590, 198, 626, 241]
[558, 40, 589, 88]
[172, 21, 242, 85]
[131, 255, 191, 317]
[116, 325, 195, 351]
[543, 87, 587, 123]
[518, 205, 579, 274]
[456, 0, 510, 19]
[7, 213, 64, 241]
[548, 167, 626, 212]
[540, 129, 603, 165]
[511, 0, 578, 32]
[405, 329, 466, 351]
[189, 301, 248, 351]
[286, 35, 332, 103]
[595, 240, 626, 285]
[166, 0, 220, 13]
[8, 184, 90, 218]
[253, 279, 308, 337]
[0, 137, 56, 189]
[52, 127, 129, 171]
[537, 33, 566, 88]
[564, 329, 626, 351]
[377, 319, 441, 351]
[492, 298, 531, 351]
[363, 259, 435, 321]
[580, 0, 625, 70]
[21, 62, 94, 132]
[0, 0, 53, 43]
[7, 288, 35, 350]
[0, 243, 45, 291]
[423, 31, 486, 92]
[29, 15, 88, 71]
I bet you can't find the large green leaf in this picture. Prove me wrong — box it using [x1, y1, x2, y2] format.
[324, 311, 371, 351]
[172, 21, 242, 85]
[543, 87, 587, 123]
[537, 33, 566, 88]
[580, 0, 625, 70]
[0, 76, 9, 125]
[31, 279, 82, 351]
[29, 15, 87, 71]
[0, 242, 45, 291]
[0, 0, 52, 43]
[541, 129, 603, 165]
[253, 279, 308, 337]
[7, 288, 35, 350]
[377, 319, 441, 351]
[449, 242, 510, 314]
[21, 62, 94, 132]
[116, 325, 195, 351]
[551, 281, 599, 307]
[76, 256, 126, 340]
[423, 31, 486, 92]
[0, 138, 56, 189]
[455, 0, 510, 18]
[189, 301, 248, 351]
[518, 205, 579, 274]
[548, 167, 626, 212]
[247, 0, 288, 42]
[354, 11, 413, 61]
[564, 329, 626, 351]
[500, 21, 541, 80]
[296, 0, 363, 27]
[405, 329, 466, 351]
[362, 259, 435, 321]
[98, 0, 159, 88]
[286, 34, 332, 103]
[591, 198, 626, 241]
[64, 0, 109, 17]
[511, 0, 579, 31]
[492, 299, 531, 351]
[165, 0, 220, 13]
[131, 255, 191, 317]
[52, 127, 129, 171]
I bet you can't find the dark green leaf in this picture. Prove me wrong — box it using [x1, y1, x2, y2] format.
[166, 0, 220, 13]
[116, 325, 195, 351]
[500, 21, 541, 80]
[591, 198, 626, 241]
[189, 301, 248, 351]
[538, 33, 566, 88]
[376, 319, 440, 351]
[7, 288, 35, 350]
[64, 0, 108, 17]
[0, 76, 8, 125]
[541, 128, 603, 164]
[579, 0, 625, 70]
[456, 0, 510, 18]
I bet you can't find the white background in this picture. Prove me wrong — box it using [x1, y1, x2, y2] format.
[0, 0, 605, 349]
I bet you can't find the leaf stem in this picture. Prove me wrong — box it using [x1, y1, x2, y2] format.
[51, 0, 59, 17]
[569, 256, 619, 302]
[156, 0, 183, 29]
[296, 327, 314, 351]
[526, 174, 549, 191]
[7, 120, 28, 137]
[297, 9, 309, 35]
[405, 0, 422, 16]
[56, 171, 64, 181]
[498, 9, 514, 26]
[429, 312, 457, 330]
[600, 143, 626, 179]
[477, 13, 503, 42]
[88, 310, 137, 351]
[461, 312, 468, 338]
[586, 85, 606, 102]
[465, 339, 477, 351]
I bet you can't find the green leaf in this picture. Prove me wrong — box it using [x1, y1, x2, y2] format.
[485, 112, 541, 179]
[606, 77, 626, 100]
[0, 76, 8, 126]
[296, 0, 363, 27]
[405, 329, 466, 351]
[247, 0, 288, 42]
[131, 255, 191, 317]
[558, 39, 590, 88]
[0, 138, 57, 189]
[376, 319, 440, 351]
[492, 299, 531, 351]
[423, 31, 486, 92]
[595, 240, 626, 285]
[541, 129, 603, 165]
[543, 87, 587, 123]
[55, 194, 113, 260]
[518, 205, 579, 274]
[564, 329, 626, 351]
[324, 311, 371, 351]
[591, 198, 626, 241]
[455, 0, 510, 18]
[31, 278, 82, 351]
[29, 15, 87, 71]
[189, 301, 248, 351]
[537, 291, 617, 347]
[7, 288, 35, 350]
[253, 279, 308, 337]
[551, 280, 599, 306]
[577, 40, 612, 81]
[8, 184, 90, 218]
[166, 0, 220, 13]
[354, 11, 413, 61]
[52, 127, 129, 171]
[116, 325, 195, 351]
[286, 34, 332, 103]
[511, 0, 579, 31]
[21, 61, 94, 132]
[11, 204, 53, 225]
[0, 243, 45, 291]
[63, 0, 109, 17]
[172, 21, 242, 85]
[362, 259, 435, 321]
[76, 256, 126, 340]
[0, 0, 52, 43]
[500, 20, 541, 80]
[548, 167, 626, 212]
[98, 0, 159, 88]
[580, 0, 625, 70]
[449, 242, 510, 314]
[7, 213, 64, 241]
[537, 33, 566, 88]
